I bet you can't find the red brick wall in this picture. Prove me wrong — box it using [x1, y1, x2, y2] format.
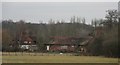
[49, 45, 76, 52]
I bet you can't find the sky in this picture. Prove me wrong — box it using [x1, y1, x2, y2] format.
[2, 2, 118, 24]
[1, 0, 119, 2]
[0, 3, 1, 24]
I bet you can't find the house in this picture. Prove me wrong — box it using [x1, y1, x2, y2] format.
[44, 36, 92, 53]
[19, 36, 38, 51]
[10, 31, 38, 52]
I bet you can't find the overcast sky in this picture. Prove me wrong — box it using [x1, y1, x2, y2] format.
[2, 2, 118, 24]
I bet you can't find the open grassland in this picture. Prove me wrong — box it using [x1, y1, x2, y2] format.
[2, 52, 118, 63]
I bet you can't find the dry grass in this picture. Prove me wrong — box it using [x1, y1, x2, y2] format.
[2, 52, 118, 63]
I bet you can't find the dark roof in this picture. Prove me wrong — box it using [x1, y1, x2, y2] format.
[45, 36, 90, 45]
[24, 37, 33, 42]
[79, 36, 93, 46]
[50, 36, 84, 40]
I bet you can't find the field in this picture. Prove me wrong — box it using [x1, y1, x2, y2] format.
[2, 52, 118, 63]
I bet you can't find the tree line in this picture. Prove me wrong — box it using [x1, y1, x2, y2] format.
[2, 10, 119, 57]
[2, 16, 93, 52]
[88, 9, 119, 57]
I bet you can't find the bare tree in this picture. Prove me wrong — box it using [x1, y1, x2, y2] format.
[105, 9, 118, 28]
[82, 18, 86, 24]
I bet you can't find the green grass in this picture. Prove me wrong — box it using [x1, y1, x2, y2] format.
[2, 55, 118, 63]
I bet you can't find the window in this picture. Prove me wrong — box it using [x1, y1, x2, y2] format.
[29, 42, 31, 44]
[24, 41, 28, 44]
[72, 45, 74, 47]
[61, 46, 68, 49]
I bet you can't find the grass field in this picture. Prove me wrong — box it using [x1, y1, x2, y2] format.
[2, 55, 118, 63]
